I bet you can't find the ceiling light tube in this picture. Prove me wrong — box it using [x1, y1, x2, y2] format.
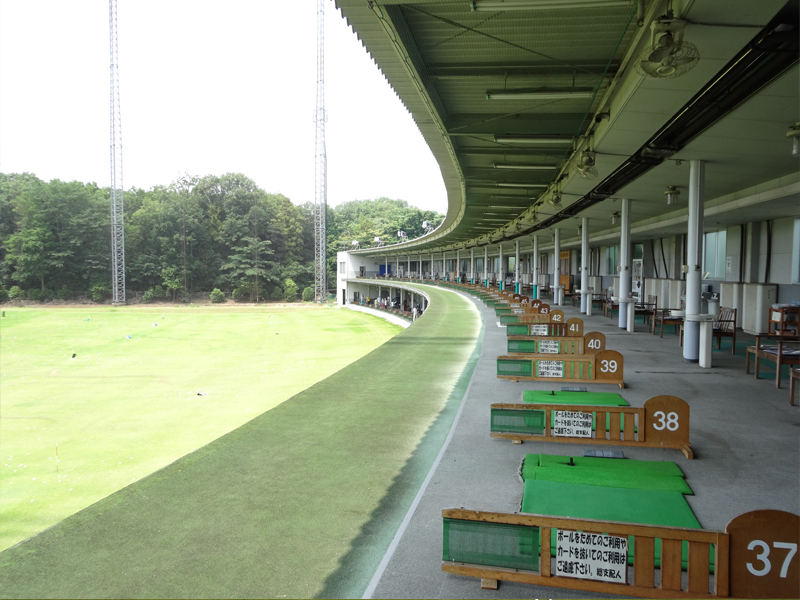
[494, 135, 574, 145]
[493, 163, 555, 170]
[488, 205, 528, 209]
[487, 88, 593, 100]
[472, 0, 632, 11]
[496, 182, 548, 188]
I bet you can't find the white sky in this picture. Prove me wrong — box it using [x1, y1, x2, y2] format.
[0, 0, 447, 213]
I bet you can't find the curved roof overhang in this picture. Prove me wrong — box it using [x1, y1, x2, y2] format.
[336, 0, 799, 257]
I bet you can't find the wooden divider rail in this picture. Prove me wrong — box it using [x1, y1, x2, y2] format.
[507, 330, 603, 356]
[490, 395, 692, 458]
[441, 509, 799, 599]
[512, 308, 564, 325]
[497, 349, 625, 388]
[506, 317, 582, 337]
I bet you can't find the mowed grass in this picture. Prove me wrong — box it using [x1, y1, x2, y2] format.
[0, 305, 401, 551]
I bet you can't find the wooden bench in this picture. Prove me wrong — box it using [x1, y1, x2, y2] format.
[506, 317, 583, 338]
[441, 509, 800, 599]
[496, 349, 625, 388]
[490, 395, 692, 459]
[507, 331, 604, 356]
[745, 335, 800, 389]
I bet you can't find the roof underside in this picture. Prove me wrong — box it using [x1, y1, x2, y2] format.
[335, 0, 799, 255]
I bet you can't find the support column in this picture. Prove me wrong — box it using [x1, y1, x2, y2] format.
[484, 247, 489, 287]
[553, 228, 561, 305]
[470, 248, 475, 284]
[684, 160, 705, 362]
[385, 256, 388, 278]
[396, 256, 399, 278]
[580, 218, 589, 313]
[499, 244, 504, 290]
[456, 250, 460, 283]
[418, 254, 422, 279]
[618, 199, 632, 330]
[515, 240, 520, 294]
[532, 235, 539, 299]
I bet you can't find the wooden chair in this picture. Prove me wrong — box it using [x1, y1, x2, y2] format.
[679, 306, 737, 353]
[603, 292, 619, 319]
[769, 305, 799, 336]
[790, 368, 799, 407]
[745, 335, 800, 389]
[652, 300, 685, 337]
[634, 295, 657, 325]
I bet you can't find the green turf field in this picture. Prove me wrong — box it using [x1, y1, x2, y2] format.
[0, 305, 401, 551]
[0, 285, 482, 599]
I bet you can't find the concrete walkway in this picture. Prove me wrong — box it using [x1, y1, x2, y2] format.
[368, 288, 800, 599]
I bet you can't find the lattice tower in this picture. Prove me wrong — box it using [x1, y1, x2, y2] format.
[109, 0, 125, 304]
[313, 0, 328, 302]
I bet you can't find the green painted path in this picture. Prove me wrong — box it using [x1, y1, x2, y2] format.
[0, 285, 482, 599]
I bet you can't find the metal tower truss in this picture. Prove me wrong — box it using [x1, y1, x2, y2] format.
[313, 0, 327, 303]
[109, 0, 125, 304]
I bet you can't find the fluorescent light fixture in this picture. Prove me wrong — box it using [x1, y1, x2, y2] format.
[496, 182, 548, 188]
[489, 205, 528, 209]
[487, 88, 593, 100]
[493, 163, 555, 170]
[472, 0, 632, 11]
[494, 135, 574, 145]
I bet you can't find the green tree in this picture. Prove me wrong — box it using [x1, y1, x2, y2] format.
[283, 278, 298, 302]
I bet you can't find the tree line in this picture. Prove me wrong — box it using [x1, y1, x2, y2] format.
[0, 172, 443, 302]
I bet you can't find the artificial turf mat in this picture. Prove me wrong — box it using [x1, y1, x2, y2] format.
[526, 467, 692, 494]
[522, 390, 629, 405]
[536, 454, 684, 477]
[0, 284, 483, 599]
[521, 480, 709, 569]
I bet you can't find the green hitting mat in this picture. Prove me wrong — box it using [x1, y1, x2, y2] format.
[534, 454, 684, 477]
[521, 462, 692, 495]
[521, 479, 710, 569]
[523, 390, 629, 406]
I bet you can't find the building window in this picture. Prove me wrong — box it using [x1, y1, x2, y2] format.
[703, 231, 726, 279]
[607, 246, 619, 275]
[339, 262, 345, 274]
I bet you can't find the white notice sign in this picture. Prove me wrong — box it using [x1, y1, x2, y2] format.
[537, 360, 564, 378]
[539, 340, 560, 354]
[510, 303, 521, 308]
[530, 324, 548, 336]
[552, 411, 592, 437]
[513, 308, 525, 314]
[556, 530, 628, 583]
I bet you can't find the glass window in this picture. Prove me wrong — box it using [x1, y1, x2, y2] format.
[338, 262, 345, 274]
[607, 246, 619, 275]
[703, 231, 727, 278]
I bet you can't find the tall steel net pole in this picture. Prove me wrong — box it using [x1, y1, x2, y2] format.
[313, 0, 327, 302]
[109, 0, 126, 305]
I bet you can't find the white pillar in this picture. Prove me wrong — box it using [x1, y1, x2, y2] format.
[407, 256, 410, 278]
[684, 160, 705, 362]
[499, 244, 504, 290]
[418, 255, 422, 279]
[484, 246, 488, 286]
[553, 228, 561, 305]
[470, 248, 475, 283]
[515, 239, 520, 294]
[532, 235, 539, 299]
[580, 218, 589, 313]
[456, 249, 460, 282]
[396, 256, 400, 277]
[385, 256, 388, 278]
[618, 198, 632, 329]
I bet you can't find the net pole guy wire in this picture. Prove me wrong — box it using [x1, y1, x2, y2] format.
[109, 0, 125, 305]
[313, 0, 327, 303]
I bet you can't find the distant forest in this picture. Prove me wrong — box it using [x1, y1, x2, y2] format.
[0, 172, 443, 302]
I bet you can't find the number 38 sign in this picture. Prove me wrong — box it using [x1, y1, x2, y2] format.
[644, 395, 690, 449]
[728, 510, 799, 598]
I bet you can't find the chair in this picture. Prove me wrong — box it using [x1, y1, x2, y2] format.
[604, 292, 619, 319]
[634, 295, 657, 325]
[678, 307, 737, 353]
[790, 368, 799, 407]
[746, 335, 800, 389]
[653, 300, 685, 337]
